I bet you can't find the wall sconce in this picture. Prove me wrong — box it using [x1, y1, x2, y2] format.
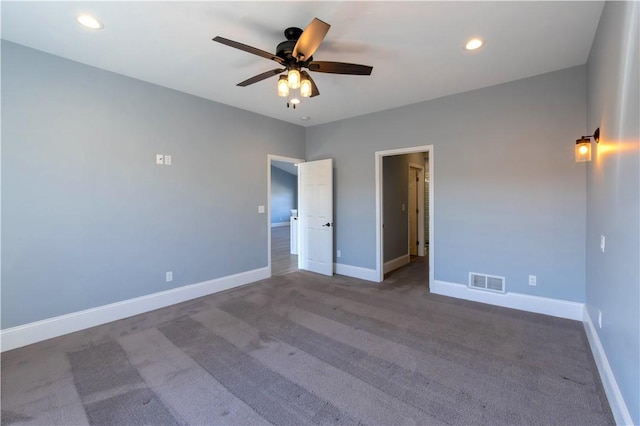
[575, 127, 600, 162]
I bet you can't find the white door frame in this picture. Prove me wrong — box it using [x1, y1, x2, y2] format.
[408, 163, 425, 257]
[267, 154, 304, 277]
[375, 145, 434, 283]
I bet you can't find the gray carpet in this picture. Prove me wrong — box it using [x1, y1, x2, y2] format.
[1, 259, 613, 425]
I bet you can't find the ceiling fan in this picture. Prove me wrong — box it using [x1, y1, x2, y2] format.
[213, 18, 373, 108]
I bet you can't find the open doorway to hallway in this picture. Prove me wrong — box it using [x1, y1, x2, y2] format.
[375, 146, 433, 287]
[268, 155, 303, 276]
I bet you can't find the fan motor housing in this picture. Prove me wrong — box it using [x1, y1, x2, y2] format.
[276, 27, 307, 62]
[284, 27, 303, 40]
[276, 40, 296, 60]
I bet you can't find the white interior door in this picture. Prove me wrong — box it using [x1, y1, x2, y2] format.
[298, 159, 333, 276]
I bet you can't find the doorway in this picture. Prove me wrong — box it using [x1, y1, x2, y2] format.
[268, 155, 303, 276]
[375, 146, 433, 284]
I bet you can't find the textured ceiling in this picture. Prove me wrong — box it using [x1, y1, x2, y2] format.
[1, 1, 604, 127]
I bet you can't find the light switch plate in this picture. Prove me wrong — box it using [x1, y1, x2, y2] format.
[258, 205, 265, 214]
[600, 235, 605, 253]
[156, 154, 164, 165]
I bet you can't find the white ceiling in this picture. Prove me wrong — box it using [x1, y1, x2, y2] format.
[1, 1, 604, 127]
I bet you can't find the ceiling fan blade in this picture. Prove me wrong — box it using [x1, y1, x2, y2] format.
[308, 61, 373, 75]
[237, 68, 286, 87]
[292, 18, 330, 61]
[301, 71, 320, 97]
[213, 36, 285, 66]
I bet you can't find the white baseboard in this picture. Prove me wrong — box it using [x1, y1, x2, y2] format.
[383, 254, 410, 274]
[334, 263, 379, 282]
[0, 266, 270, 352]
[271, 222, 290, 228]
[431, 280, 584, 321]
[583, 307, 634, 426]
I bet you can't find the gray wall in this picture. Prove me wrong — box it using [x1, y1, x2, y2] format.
[270, 166, 297, 224]
[424, 154, 430, 245]
[382, 155, 409, 262]
[306, 65, 587, 302]
[585, 1, 640, 422]
[1, 41, 305, 329]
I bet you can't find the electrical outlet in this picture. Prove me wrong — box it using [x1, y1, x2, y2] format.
[598, 310, 602, 328]
[164, 155, 172, 165]
[600, 235, 606, 253]
[337, 250, 341, 258]
[166, 271, 173, 282]
[528, 275, 536, 286]
[258, 205, 265, 214]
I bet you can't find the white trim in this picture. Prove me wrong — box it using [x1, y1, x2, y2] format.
[271, 222, 290, 228]
[267, 154, 304, 278]
[431, 280, 584, 321]
[0, 267, 270, 352]
[334, 263, 378, 282]
[376, 145, 434, 285]
[384, 254, 410, 274]
[583, 308, 634, 426]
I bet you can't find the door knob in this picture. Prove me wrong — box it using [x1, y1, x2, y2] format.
[322, 222, 332, 227]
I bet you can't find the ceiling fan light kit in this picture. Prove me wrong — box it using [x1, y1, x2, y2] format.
[287, 68, 301, 89]
[277, 75, 289, 97]
[213, 17, 373, 109]
[300, 78, 312, 98]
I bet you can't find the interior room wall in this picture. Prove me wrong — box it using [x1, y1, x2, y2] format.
[306, 65, 587, 302]
[1, 41, 305, 329]
[270, 166, 297, 225]
[585, 1, 639, 423]
[382, 155, 409, 263]
[424, 153, 430, 247]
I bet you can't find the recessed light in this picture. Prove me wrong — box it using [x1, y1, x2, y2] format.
[465, 38, 484, 51]
[77, 14, 103, 30]
[301, 116, 310, 121]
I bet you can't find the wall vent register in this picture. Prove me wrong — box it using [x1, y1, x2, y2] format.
[469, 272, 505, 293]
